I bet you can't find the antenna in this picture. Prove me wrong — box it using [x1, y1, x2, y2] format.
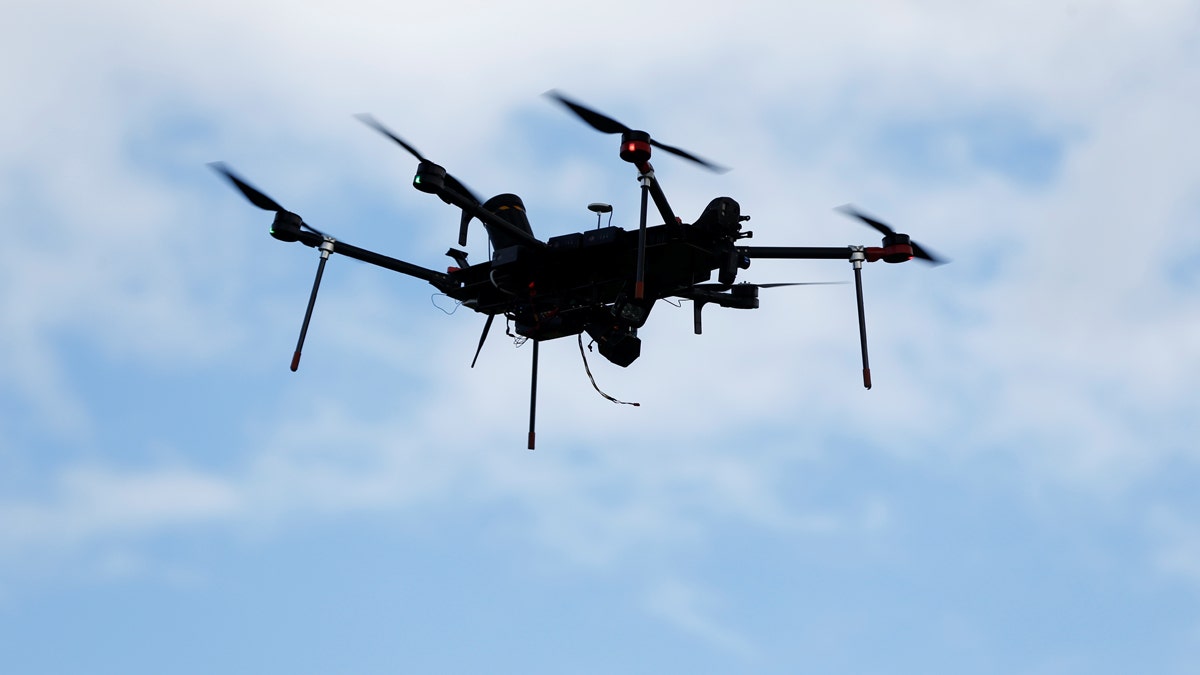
[588, 202, 612, 229]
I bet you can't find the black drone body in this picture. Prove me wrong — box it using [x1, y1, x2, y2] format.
[212, 92, 944, 448]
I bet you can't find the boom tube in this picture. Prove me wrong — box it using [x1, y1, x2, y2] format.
[293, 230, 457, 292]
[738, 246, 854, 260]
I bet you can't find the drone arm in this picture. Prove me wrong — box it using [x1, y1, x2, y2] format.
[738, 246, 855, 260]
[293, 230, 457, 291]
[649, 179, 677, 226]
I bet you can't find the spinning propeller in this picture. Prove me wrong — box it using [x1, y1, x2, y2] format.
[546, 90, 727, 173]
[692, 281, 843, 290]
[209, 162, 328, 239]
[838, 205, 946, 265]
[356, 114, 482, 246]
[685, 281, 844, 335]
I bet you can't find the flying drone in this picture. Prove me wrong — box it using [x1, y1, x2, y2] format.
[211, 91, 945, 448]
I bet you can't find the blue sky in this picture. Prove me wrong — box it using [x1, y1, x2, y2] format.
[3, 1, 1199, 672]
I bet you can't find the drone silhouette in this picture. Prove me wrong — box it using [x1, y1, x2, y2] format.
[211, 91, 945, 448]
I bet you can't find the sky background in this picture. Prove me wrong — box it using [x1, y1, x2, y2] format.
[2, 0, 1199, 672]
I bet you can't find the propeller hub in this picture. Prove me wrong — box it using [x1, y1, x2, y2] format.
[413, 160, 446, 195]
[270, 211, 304, 242]
[881, 232, 914, 263]
[620, 130, 652, 164]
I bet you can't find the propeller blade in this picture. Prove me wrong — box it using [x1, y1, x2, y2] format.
[545, 90, 630, 135]
[648, 139, 728, 173]
[355, 113, 427, 162]
[357, 113, 483, 241]
[357, 114, 484, 204]
[693, 281, 845, 290]
[442, 173, 481, 207]
[209, 162, 286, 212]
[209, 162, 330, 238]
[909, 241, 947, 266]
[837, 204, 894, 236]
[356, 114, 481, 201]
[546, 90, 727, 173]
[756, 281, 846, 288]
[837, 204, 947, 266]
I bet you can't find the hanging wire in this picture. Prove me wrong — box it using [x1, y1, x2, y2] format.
[577, 334, 640, 407]
[431, 293, 462, 315]
[503, 318, 526, 346]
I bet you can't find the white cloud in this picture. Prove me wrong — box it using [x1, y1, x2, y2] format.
[0, 466, 241, 550]
[1150, 506, 1200, 588]
[646, 577, 757, 658]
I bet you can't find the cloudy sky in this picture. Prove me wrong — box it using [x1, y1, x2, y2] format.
[2, 0, 1198, 672]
